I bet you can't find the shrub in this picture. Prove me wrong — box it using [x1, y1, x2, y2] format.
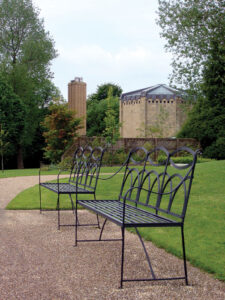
[203, 137, 225, 160]
[157, 155, 211, 164]
[102, 148, 127, 166]
[58, 156, 74, 170]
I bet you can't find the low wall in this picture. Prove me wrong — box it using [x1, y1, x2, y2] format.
[62, 136, 199, 160]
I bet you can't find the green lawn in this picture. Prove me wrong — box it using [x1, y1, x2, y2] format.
[5, 160, 225, 281]
[0, 166, 123, 178]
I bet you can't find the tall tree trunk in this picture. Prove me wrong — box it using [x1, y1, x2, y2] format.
[1, 151, 3, 172]
[17, 145, 24, 169]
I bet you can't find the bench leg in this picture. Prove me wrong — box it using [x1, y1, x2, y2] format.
[93, 193, 101, 229]
[69, 194, 75, 213]
[57, 193, 60, 230]
[99, 218, 107, 240]
[39, 184, 42, 214]
[74, 194, 78, 246]
[135, 228, 156, 279]
[120, 227, 188, 286]
[120, 226, 125, 289]
[181, 225, 188, 285]
[96, 214, 100, 229]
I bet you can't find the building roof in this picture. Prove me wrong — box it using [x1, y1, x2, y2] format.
[121, 84, 184, 101]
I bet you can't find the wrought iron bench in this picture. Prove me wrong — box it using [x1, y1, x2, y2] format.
[75, 146, 199, 288]
[39, 146, 105, 229]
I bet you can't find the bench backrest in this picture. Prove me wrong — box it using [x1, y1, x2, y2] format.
[118, 147, 166, 204]
[120, 146, 199, 223]
[69, 146, 105, 192]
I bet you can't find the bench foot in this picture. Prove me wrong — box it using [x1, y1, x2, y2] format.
[181, 225, 189, 285]
[122, 276, 187, 284]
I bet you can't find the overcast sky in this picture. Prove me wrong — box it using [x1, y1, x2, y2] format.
[33, 0, 172, 99]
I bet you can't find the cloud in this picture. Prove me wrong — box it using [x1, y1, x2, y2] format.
[35, 0, 158, 19]
[33, 0, 172, 98]
[59, 44, 171, 71]
[59, 45, 113, 65]
[53, 44, 171, 96]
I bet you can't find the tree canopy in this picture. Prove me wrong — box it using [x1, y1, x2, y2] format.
[103, 87, 121, 145]
[0, 75, 25, 162]
[0, 0, 58, 168]
[177, 39, 225, 159]
[42, 100, 81, 164]
[87, 83, 122, 102]
[86, 83, 122, 137]
[157, 0, 225, 91]
[158, 0, 225, 158]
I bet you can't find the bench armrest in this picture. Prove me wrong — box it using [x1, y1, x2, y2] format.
[39, 167, 70, 188]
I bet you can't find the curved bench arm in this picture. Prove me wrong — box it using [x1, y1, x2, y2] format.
[98, 159, 128, 181]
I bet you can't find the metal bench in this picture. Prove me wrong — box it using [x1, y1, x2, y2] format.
[75, 146, 199, 288]
[39, 146, 105, 229]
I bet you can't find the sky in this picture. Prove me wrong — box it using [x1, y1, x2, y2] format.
[33, 0, 172, 100]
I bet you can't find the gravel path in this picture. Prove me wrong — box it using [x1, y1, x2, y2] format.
[0, 176, 224, 299]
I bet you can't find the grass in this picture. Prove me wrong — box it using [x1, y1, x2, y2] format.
[0, 166, 124, 178]
[6, 174, 124, 210]
[5, 160, 225, 281]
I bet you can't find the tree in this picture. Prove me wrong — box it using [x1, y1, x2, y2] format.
[87, 83, 122, 102]
[87, 99, 106, 136]
[177, 39, 225, 158]
[42, 100, 81, 164]
[0, 124, 10, 172]
[103, 88, 121, 145]
[87, 83, 122, 137]
[157, 0, 225, 91]
[157, 0, 225, 158]
[0, 75, 25, 167]
[0, 0, 58, 168]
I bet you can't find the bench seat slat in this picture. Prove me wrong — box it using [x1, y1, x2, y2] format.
[40, 182, 93, 194]
[78, 200, 179, 227]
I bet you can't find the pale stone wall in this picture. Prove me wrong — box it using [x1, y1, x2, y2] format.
[176, 99, 187, 133]
[120, 97, 146, 137]
[145, 98, 177, 137]
[120, 97, 187, 138]
[68, 79, 86, 136]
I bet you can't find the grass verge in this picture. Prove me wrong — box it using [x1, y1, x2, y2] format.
[0, 166, 124, 178]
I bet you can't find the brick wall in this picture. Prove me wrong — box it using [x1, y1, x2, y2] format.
[62, 136, 199, 160]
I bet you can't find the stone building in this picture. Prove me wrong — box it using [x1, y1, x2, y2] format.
[68, 77, 86, 136]
[120, 84, 187, 138]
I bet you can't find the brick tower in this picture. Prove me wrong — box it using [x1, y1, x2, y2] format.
[68, 77, 86, 136]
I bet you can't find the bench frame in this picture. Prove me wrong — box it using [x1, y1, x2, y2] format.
[39, 146, 105, 229]
[75, 146, 199, 288]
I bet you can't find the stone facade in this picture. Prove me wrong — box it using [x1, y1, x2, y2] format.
[68, 77, 86, 135]
[120, 84, 187, 138]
